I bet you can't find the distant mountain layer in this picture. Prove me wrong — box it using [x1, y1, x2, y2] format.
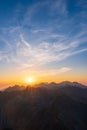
[4, 81, 87, 92]
[0, 81, 87, 130]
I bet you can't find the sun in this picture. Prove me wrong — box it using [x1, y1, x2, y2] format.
[24, 76, 35, 84]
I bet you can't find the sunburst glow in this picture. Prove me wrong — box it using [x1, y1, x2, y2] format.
[25, 77, 35, 84]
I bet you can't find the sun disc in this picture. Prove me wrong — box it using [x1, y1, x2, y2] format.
[25, 77, 35, 84]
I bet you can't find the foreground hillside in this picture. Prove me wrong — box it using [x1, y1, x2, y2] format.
[0, 82, 87, 130]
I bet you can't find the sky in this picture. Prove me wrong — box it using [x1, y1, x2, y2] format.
[0, 0, 87, 88]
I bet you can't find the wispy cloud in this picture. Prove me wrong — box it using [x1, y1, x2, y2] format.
[48, 67, 72, 76]
[49, 0, 68, 16]
[20, 66, 72, 77]
[0, 33, 86, 73]
[0, 0, 87, 76]
[41, 67, 72, 77]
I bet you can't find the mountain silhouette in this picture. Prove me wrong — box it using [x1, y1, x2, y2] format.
[0, 81, 87, 130]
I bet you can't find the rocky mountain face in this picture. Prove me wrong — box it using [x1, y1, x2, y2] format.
[0, 82, 87, 130]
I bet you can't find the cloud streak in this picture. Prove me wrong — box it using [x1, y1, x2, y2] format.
[0, 0, 87, 76]
[0, 33, 86, 72]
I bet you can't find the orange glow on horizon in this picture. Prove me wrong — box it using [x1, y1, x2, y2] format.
[0, 72, 87, 89]
[24, 76, 36, 85]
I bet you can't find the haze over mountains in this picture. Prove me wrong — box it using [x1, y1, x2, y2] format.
[0, 81, 87, 130]
[4, 81, 87, 92]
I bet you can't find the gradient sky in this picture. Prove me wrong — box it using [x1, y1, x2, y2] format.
[0, 0, 87, 88]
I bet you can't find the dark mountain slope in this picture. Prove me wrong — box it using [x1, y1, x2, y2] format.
[0, 82, 87, 130]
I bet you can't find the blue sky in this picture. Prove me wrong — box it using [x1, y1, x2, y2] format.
[0, 0, 87, 86]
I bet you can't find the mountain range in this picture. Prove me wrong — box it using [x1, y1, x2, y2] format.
[0, 81, 87, 130]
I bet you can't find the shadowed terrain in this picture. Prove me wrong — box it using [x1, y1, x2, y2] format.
[0, 81, 87, 130]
